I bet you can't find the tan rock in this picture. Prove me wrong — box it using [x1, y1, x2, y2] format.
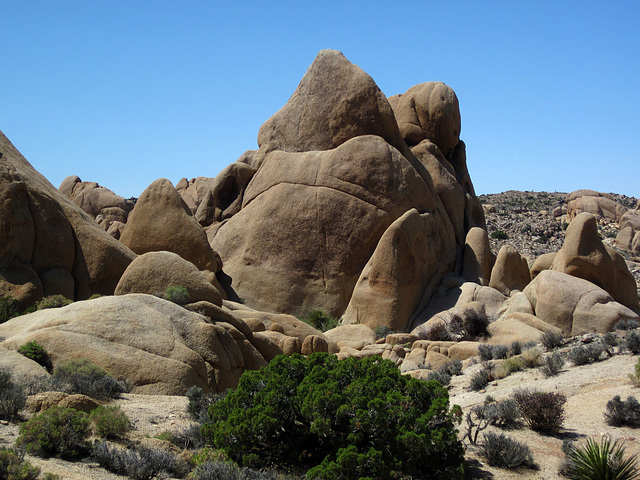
[0, 345, 50, 388]
[58, 394, 99, 413]
[301, 335, 329, 355]
[0, 294, 263, 395]
[115, 251, 222, 306]
[59, 176, 133, 224]
[203, 163, 255, 225]
[0, 130, 136, 307]
[531, 252, 556, 279]
[551, 212, 639, 310]
[523, 270, 639, 336]
[257, 49, 409, 159]
[566, 192, 626, 222]
[120, 179, 220, 272]
[487, 316, 545, 345]
[388, 82, 460, 156]
[249, 332, 285, 362]
[212, 135, 436, 318]
[462, 227, 494, 285]
[252, 331, 301, 355]
[343, 208, 456, 331]
[26, 391, 69, 413]
[489, 245, 531, 295]
[425, 350, 451, 370]
[447, 341, 480, 360]
[384, 333, 419, 347]
[323, 324, 377, 350]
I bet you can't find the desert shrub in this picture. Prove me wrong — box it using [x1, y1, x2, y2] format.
[475, 397, 520, 430]
[509, 340, 522, 356]
[503, 356, 526, 373]
[440, 359, 463, 376]
[300, 310, 340, 332]
[53, 358, 126, 400]
[512, 389, 566, 433]
[521, 346, 544, 367]
[186, 386, 226, 423]
[568, 343, 604, 365]
[92, 441, 189, 480]
[469, 367, 492, 391]
[202, 353, 465, 479]
[541, 351, 565, 377]
[374, 325, 391, 340]
[490, 230, 509, 240]
[492, 344, 509, 360]
[492, 361, 510, 380]
[165, 285, 190, 305]
[90, 405, 132, 438]
[541, 330, 564, 350]
[603, 332, 619, 347]
[18, 341, 52, 372]
[605, 395, 640, 428]
[0, 448, 40, 480]
[37, 295, 72, 310]
[420, 320, 451, 341]
[478, 344, 494, 361]
[191, 460, 279, 480]
[615, 319, 640, 331]
[16, 406, 91, 459]
[426, 369, 451, 386]
[479, 432, 537, 469]
[631, 357, 640, 387]
[463, 405, 490, 444]
[0, 369, 27, 420]
[623, 330, 640, 355]
[562, 437, 640, 480]
[0, 296, 20, 323]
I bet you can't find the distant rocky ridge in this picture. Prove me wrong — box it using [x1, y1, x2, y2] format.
[2, 49, 639, 396]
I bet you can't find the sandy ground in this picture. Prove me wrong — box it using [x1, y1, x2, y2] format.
[1, 353, 639, 479]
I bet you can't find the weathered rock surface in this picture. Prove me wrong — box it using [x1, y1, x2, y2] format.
[115, 251, 222, 306]
[212, 135, 438, 317]
[343, 208, 456, 331]
[120, 179, 221, 273]
[0, 131, 136, 307]
[0, 294, 266, 394]
[522, 270, 639, 336]
[489, 245, 531, 295]
[209, 50, 483, 326]
[551, 212, 639, 310]
[566, 190, 627, 223]
[59, 175, 134, 232]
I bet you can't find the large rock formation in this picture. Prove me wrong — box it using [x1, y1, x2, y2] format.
[209, 50, 483, 326]
[551, 212, 639, 310]
[0, 131, 136, 307]
[0, 294, 266, 395]
[120, 178, 221, 273]
[59, 175, 134, 234]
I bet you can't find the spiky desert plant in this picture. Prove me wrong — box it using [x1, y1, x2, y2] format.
[562, 437, 640, 480]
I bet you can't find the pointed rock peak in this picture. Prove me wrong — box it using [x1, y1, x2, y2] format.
[136, 178, 192, 216]
[257, 49, 407, 156]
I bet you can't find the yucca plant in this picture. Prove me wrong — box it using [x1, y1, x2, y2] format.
[562, 437, 640, 480]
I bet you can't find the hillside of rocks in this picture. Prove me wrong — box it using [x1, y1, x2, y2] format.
[2, 47, 640, 397]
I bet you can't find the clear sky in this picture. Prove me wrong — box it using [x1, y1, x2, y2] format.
[2, 1, 639, 199]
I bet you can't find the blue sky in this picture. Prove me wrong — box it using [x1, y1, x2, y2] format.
[2, 1, 639, 199]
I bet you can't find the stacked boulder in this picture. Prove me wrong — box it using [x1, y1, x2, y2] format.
[207, 50, 485, 334]
[59, 175, 134, 239]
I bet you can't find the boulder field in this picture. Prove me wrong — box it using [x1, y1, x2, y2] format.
[1, 49, 639, 394]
